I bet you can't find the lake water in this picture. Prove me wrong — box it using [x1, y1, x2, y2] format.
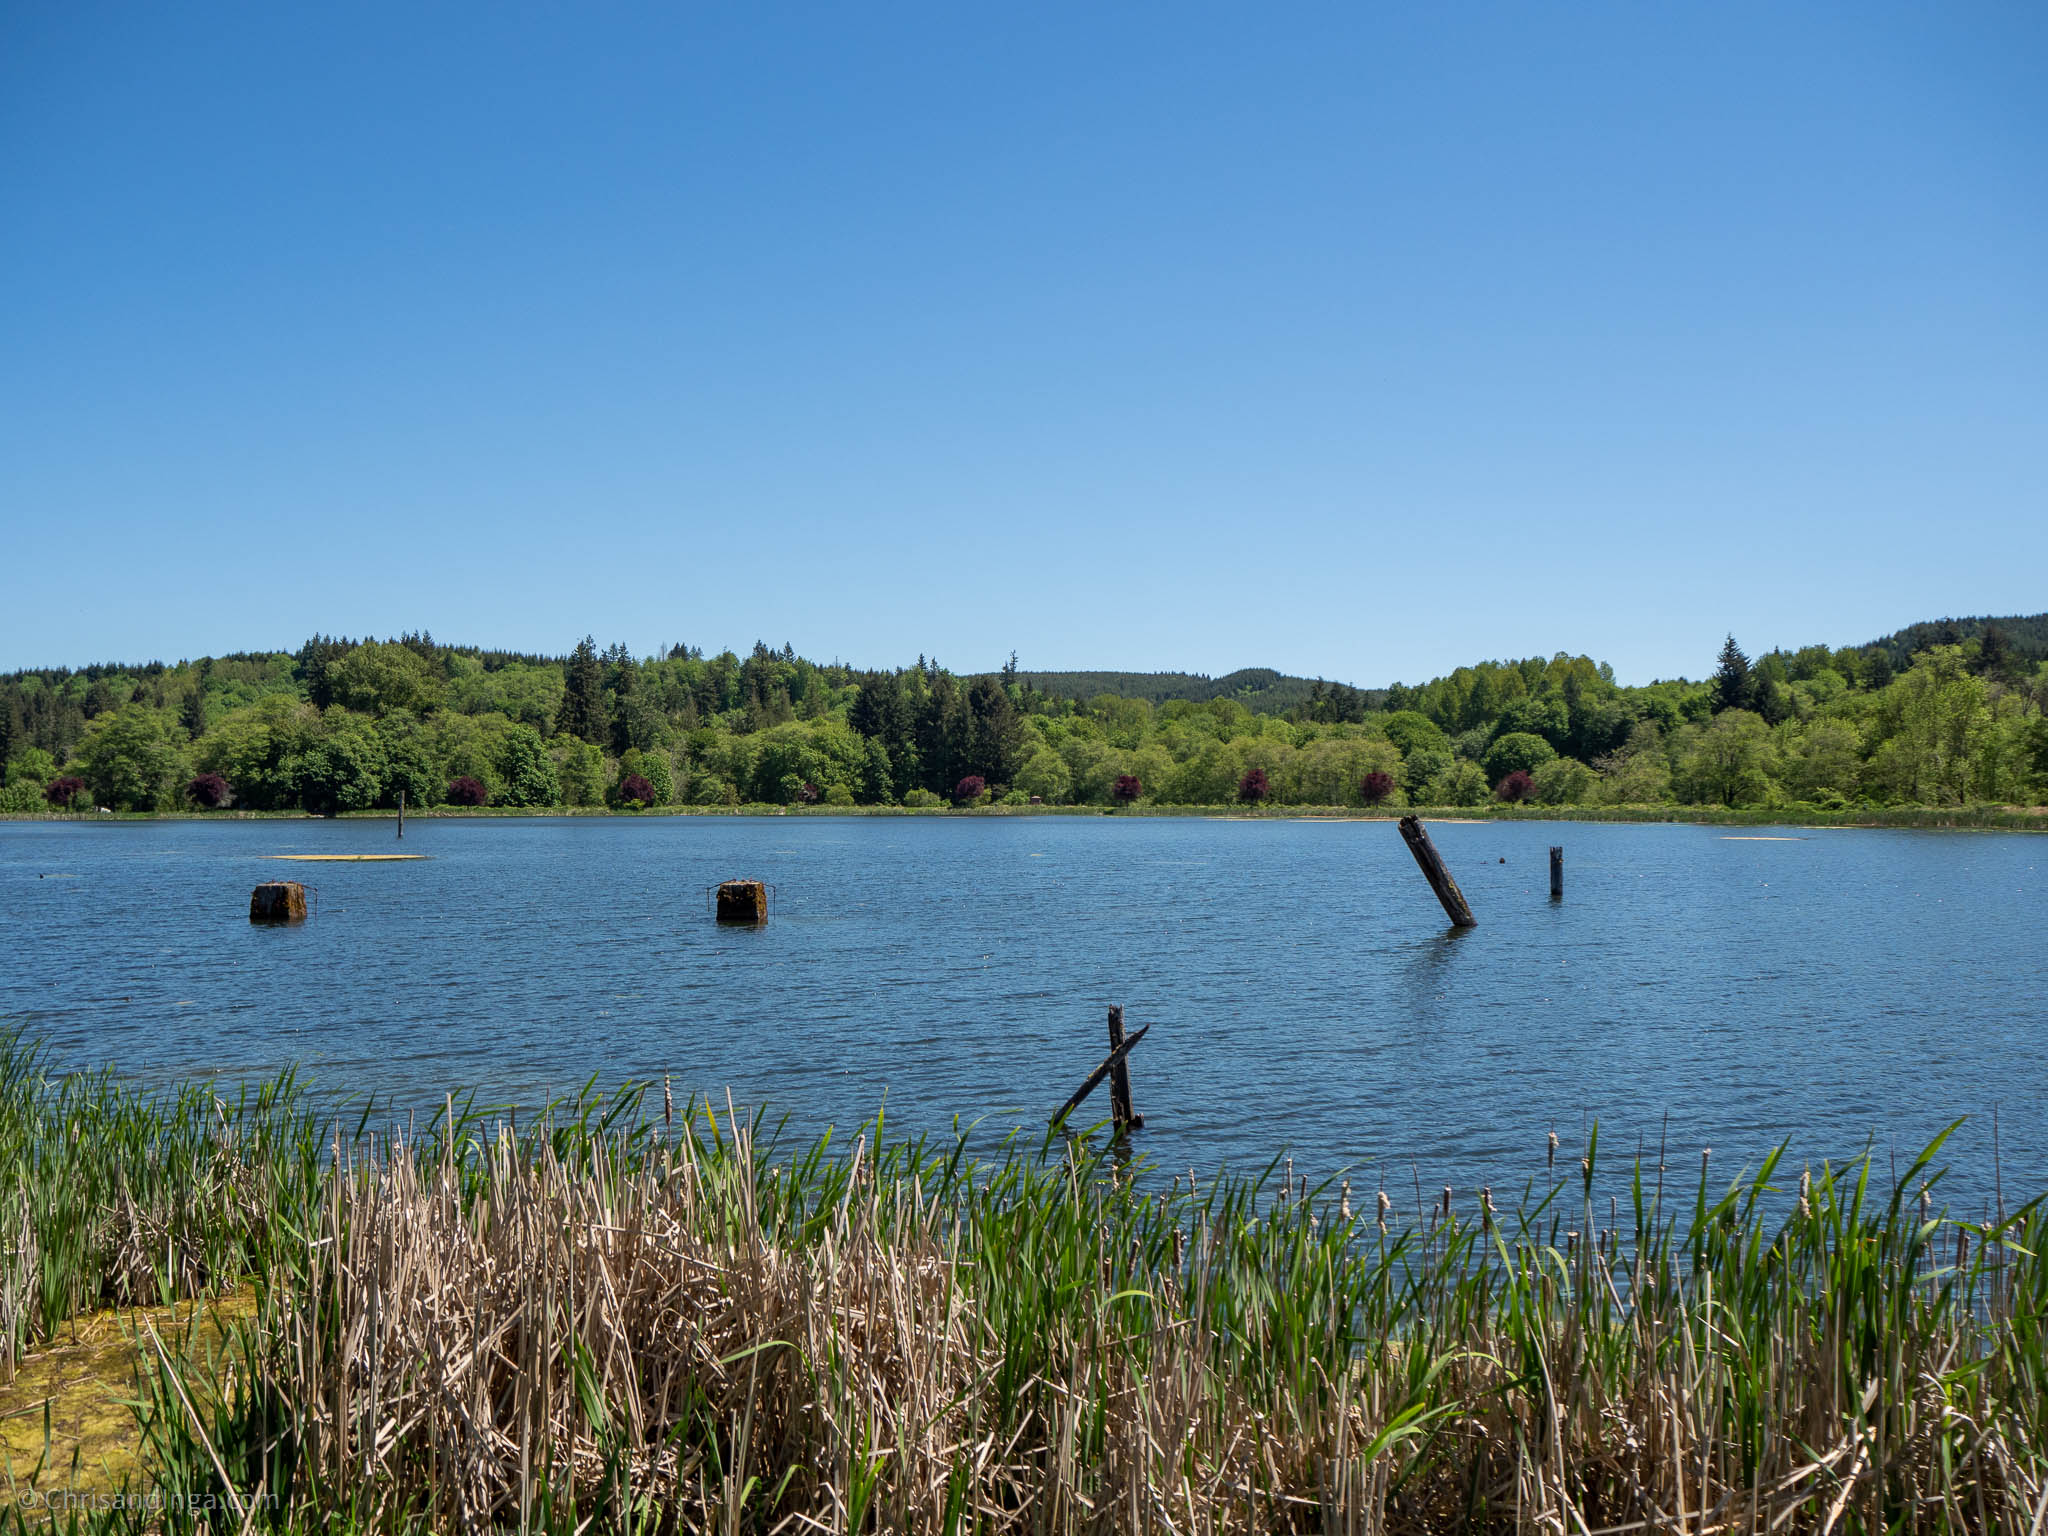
[2, 815, 2042, 1211]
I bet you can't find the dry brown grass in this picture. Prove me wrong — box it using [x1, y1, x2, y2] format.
[202, 1117, 2046, 1534]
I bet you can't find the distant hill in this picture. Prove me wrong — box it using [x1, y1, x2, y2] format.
[1011, 668, 1378, 715]
[1864, 612, 2048, 667]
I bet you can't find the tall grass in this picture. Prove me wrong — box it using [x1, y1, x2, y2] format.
[0, 1030, 328, 1375]
[1, 1033, 2043, 1531]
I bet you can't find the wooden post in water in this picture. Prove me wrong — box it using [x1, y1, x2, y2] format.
[1107, 1005, 1143, 1132]
[397, 789, 405, 840]
[1050, 1024, 1150, 1130]
[1549, 845, 1563, 900]
[1398, 815, 1477, 928]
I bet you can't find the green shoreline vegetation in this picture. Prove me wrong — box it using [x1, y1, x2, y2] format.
[4, 617, 2047, 826]
[0, 1031, 2042, 1531]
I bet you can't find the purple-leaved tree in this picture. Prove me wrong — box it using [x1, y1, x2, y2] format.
[187, 772, 231, 809]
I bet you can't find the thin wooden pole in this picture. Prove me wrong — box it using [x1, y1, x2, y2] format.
[1549, 845, 1563, 900]
[1398, 815, 1477, 928]
[1107, 1005, 1144, 1132]
[1051, 1025, 1150, 1130]
[397, 789, 405, 840]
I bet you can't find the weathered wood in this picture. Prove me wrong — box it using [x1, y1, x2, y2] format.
[1549, 845, 1563, 900]
[1398, 815, 1477, 928]
[716, 880, 768, 923]
[1107, 1005, 1144, 1131]
[1050, 1024, 1150, 1129]
[249, 882, 308, 924]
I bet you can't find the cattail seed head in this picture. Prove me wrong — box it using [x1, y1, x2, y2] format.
[1547, 1130, 1558, 1169]
[1440, 1186, 1452, 1220]
[1377, 1190, 1391, 1228]
[1339, 1180, 1352, 1222]
[662, 1075, 674, 1130]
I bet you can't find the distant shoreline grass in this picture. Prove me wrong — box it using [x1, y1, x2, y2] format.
[1, 1031, 2043, 1532]
[5, 801, 2045, 831]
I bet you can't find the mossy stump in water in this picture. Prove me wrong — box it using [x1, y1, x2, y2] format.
[715, 880, 767, 924]
[249, 881, 307, 924]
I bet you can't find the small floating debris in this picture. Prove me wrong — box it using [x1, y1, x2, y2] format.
[265, 854, 429, 862]
[1719, 836, 1802, 841]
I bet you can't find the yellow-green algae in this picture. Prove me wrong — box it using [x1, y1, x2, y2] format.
[0, 1291, 252, 1499]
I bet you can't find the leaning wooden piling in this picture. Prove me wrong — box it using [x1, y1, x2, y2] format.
[1549, 845, 1563, 900]
[1051, 1023, 1149, 1131]
[1398, 815, 1477, 928]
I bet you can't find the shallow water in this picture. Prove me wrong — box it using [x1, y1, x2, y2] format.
[2, 815, 2042, 1208]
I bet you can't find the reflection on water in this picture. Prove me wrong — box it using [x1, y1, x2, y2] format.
[0, 815, 2042, 1207]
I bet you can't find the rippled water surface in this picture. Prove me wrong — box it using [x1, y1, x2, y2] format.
[2, 816, 2043, 1205]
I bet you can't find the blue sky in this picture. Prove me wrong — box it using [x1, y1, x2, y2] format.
[3, 3, 2042, 684]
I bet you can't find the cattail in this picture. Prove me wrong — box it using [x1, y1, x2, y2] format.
[1480, 1186, 1494, 1229]
[1919, 1183, 1931, 1223]
[1702, 1147, 1712, 1171]
[1567, 1230, 1579, 1256]
[1955, 1227, 1969, 1269]
[1339, 1180, 1352, 1222]
[1798, 1169, 1812, 1221]
[662, 1075, 674, 1130]
[1441, 1185, 1452, 1221]
[1547, 1131, 1558, 1171]
[1377, 1189, 1391, 1230]
[1171, 1226, 1185, 1267]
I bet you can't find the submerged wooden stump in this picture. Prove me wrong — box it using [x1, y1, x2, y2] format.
[715, 880, 768, 924]
[249, 882, 307, 924]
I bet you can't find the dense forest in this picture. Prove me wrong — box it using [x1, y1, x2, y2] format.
[2, 616, 2045, 815]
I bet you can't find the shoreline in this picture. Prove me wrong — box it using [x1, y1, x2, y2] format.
[4, 802, 2045, 831]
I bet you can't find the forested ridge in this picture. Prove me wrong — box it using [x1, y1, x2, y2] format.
[2, 616, 2045, 815]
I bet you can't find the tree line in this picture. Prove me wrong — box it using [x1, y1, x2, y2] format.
[2, 626, 2045, 815]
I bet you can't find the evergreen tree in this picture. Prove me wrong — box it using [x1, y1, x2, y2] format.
[179, 683, 207, 739]
[1976, 623, 2016, 682]
[295, 634, 352, 710]
[1712, 635, 1752, 713]
[556, 636, 610, 745]
[965, 676, 1025, 785]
